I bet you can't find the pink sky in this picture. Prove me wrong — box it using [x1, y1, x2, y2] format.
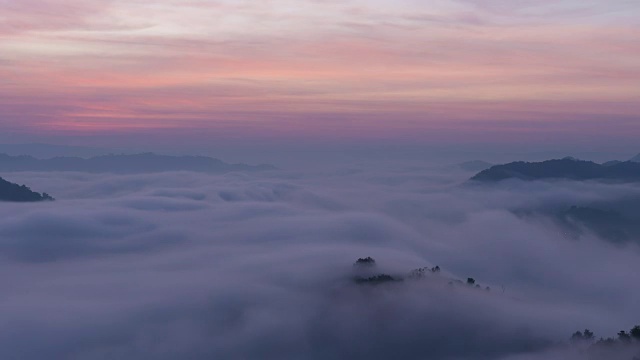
[1, 0, 639, 149]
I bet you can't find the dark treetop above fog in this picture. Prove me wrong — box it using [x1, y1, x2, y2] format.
[0, 177, 53, 202]
[471, 156, 640, 183]
[0, 153, 276, 174]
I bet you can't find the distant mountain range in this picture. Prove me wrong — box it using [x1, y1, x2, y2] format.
[0, 177, 53, 202]
[0, 153, 276, 174]
[471, 157, 640, 183]
[0, 143, 109, 158]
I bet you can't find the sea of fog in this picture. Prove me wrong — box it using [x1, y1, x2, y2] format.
[1, 161, 640, 359]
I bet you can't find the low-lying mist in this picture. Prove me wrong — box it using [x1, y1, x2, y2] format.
[1, 162, 640, 359]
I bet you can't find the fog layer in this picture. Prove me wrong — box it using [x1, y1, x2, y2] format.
[1, 163, 639, 359]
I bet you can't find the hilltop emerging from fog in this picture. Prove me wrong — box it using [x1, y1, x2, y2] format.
[0, 177, 53, 202]
[471, 154, 640, 183]
[0, 153, 276, 174]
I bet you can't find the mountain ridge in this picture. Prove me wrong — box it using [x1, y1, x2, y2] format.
[470, 158, 640, 183]
[0, 177, 54, 202]
[0, 153, 276, 174]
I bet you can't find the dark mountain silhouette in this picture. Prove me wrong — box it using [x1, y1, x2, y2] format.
[631, 153, 640, 162]
[458, 160, 493, 172]
[471, 158, 640, 183]
[0, 177, 54, 202]
[0, 143, 108, 158]
[0, 153, 276, 174]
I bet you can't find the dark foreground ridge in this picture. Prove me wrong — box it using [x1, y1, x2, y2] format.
[0, 177, 54, 202]
[471, 158, 640, 183]
[0, 153, 277, 174]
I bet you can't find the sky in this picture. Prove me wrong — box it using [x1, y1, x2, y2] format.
[1, 0, 639, 155]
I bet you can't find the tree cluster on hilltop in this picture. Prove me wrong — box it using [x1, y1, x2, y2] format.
[352, 257, 489, 290]
[570, 325, 640, 359]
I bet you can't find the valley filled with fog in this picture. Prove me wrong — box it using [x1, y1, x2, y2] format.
[2, 160, 640, 359]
